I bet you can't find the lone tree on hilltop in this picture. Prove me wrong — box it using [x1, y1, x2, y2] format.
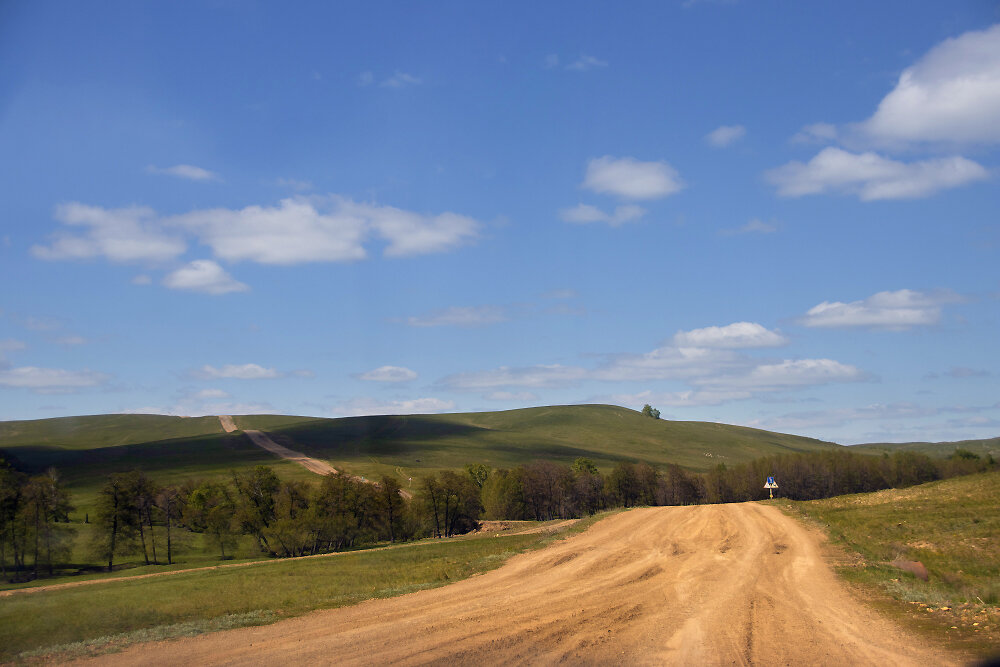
[641, 404, 661, 419]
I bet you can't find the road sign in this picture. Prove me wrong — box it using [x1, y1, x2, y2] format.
[764, 476, 778, 488]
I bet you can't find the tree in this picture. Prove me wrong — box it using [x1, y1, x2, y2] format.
[21, 469, 73, 578]
[92, 473, 141, 572]
[378, 476, 405, 543]
[641, 404, 661, 419]
[183, 481, 237, 559]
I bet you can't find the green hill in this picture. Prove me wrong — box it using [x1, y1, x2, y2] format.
[233, 404, 842, 476]
[851, 437, 1000, 460]
[1, 405, 841, 505]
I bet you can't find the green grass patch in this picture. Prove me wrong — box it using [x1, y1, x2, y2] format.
[779, 470, 1000, 657]
[0, 518, 594, 661]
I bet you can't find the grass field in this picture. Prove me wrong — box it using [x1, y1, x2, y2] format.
[0, 518, 599, 661]
[780, 470, 1000, 657]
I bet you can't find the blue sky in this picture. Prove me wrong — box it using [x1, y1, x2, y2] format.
[1, 1, 998, 444]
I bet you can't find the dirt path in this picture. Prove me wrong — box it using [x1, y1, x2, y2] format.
[77, 503, 958, 666]
[242, 429, 338, 476]
[218, 415, 237, 433]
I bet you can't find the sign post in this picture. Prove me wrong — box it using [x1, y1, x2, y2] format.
[764, 476, 778, 499]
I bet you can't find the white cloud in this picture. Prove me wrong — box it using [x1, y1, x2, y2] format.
[672, 322, 788, 348]
[705, 124, 746, 147]
[859, 24, 1000, 145]
[800, 289, 961, 329]
[559, 203, 646, 226]
[347, 200, 480, 257]
[32, 203, 186, 263]
[696, 358, 867, 390]
[720, 218, 778, 236]
[440, 364, 588, 390]
[582, 156, 685, 200]
[566, 54, 608, 71]
[406, 305, 507, 328]
[146, 164, 220, 182]
[594, 345, 742, 382]
[484, 391, 539, 402]
[38, 196, 480, 271]
[194, 388, 231, 399]
[171, 196, 478, 264]
[195, 363, 282, 380]
[380, 71, 422, 88]
[765, 147, 988, 200]
[0, 366, 109, 392]
[170, 198, 369, 265]
[358, 365, 418, 382]
[162, 260, 249, 295]
[132, 274, 152, 285]
[332, 397, 455, 417]
[791, 122, 838, 144]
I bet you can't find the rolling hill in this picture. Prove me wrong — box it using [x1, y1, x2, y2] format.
[850, 436, 1000, 460]
[0, 405, 842, 506]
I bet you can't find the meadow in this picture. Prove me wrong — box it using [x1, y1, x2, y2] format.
[781, 469, 1000, 656]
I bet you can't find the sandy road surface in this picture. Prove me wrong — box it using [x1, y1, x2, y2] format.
[79, 503, 956, 666]
[242, 429, 338, 476]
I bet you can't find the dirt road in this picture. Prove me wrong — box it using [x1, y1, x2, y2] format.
[80, 503, 956, 666]
[242, 429, 338, 476]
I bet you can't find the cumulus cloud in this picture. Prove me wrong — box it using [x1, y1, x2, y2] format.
[766, 147, 988, 200]
[32, 203, 186, 263]
[566, 54, 608, 71]
[162, 260, 249, 295]
[36, 196, 482, 273]
[358, 365, 418, 382]
[859, 24, 1000, 145]
[332, 397, 455, 417]
[170, 198, 369, 265]
[406, 305, 507, 328]
[0, 366, 109, 392]
[146, 164, 220, 181]
[582, 156, 685, 200]
[672, 322, 787, 348]
[194, 363, 282, 380]
[695, 358, 867, 390]
[705, 124, 746, 147]
[559, 203, 646, 226]
[800, 289, 961, 329]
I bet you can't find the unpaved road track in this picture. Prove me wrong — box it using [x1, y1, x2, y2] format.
[242, 429, 337, 476]
[78, 503, 957, 666]
[219, 416, 337, 476]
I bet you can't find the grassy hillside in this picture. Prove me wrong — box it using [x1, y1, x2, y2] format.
[0, 414, 223, 450]
[0, 405, 840, 509]
[851, 437, 1000, 460]
[781, 470, 1000, 656]
[235, 404, 841, 480]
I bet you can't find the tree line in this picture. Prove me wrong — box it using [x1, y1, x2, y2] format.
[1, 447, 995, 582]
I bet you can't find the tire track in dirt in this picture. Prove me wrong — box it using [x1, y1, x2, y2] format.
[77, 503, 958, 666]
